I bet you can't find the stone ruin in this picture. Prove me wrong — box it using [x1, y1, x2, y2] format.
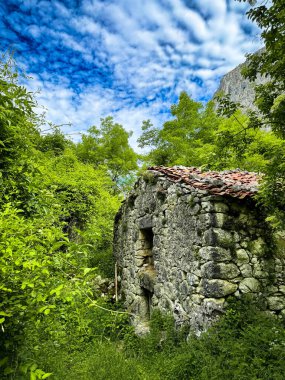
[113, 166, 285, 334]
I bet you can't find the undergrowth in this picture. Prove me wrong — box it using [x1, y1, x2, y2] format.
[10, 297, 285, 380]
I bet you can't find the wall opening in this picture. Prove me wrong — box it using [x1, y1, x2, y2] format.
[139, 227, 154, 266]
[138, 227, 155, 321]
[141, 287, 153, 320]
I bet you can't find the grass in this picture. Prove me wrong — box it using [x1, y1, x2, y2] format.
[8, 297, 285, 380]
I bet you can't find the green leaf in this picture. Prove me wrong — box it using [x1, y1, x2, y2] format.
[52, 241, 65, 250]
[83, 267, 94, 276]
[50, 284, 64, 296]
[0, 357, 8, 367]
[0, 311, 11, 316]
[30, 364, 38, 372]
[4, 367, 14, 375]
[42, 373, 53, 379]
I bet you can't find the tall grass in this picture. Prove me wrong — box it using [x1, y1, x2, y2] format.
[12, 297, 285, 379]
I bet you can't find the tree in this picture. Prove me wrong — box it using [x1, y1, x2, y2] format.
[228, 0, 285, 228]
[76, 116, 138, 187]
[138, 92, 279, 172]
[37, 126, 71, 156]
[212, 110, 282, 172]
[0, 53, 40, 173]
[0, 53, 45, 216]
[138, 92, 220, 167]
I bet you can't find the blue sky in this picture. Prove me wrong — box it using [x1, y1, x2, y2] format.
[1, 0, 262, 147]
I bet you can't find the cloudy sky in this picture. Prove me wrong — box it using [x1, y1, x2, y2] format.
[1, 0, 262, 147]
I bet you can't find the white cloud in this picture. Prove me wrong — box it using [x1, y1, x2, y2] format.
[17, 0, 263, 149]
[26, 72, 167, 152]
[70, 16, 101, 35]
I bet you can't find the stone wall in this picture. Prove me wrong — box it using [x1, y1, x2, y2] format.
[114, 171, 285, 334]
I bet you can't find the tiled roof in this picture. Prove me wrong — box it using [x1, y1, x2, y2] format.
[148, 166, 260, 199]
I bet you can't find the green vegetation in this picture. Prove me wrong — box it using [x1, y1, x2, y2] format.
[0, 54, 127, 378]
[220, 0, 285, 229]
[1, 1, 285, 377]
[9, 298, 285, 380]
[138, 91, 282, 173]
[76, 116, 138, 192]
[125, 299, 285, 380]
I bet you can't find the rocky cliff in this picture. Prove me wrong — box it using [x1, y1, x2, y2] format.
[214, 49, 267, 111]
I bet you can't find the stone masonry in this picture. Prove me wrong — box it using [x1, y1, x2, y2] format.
[114, 166, 285, 334]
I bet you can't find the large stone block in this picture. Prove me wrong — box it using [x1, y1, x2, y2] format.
[214, 213, 228, 228]
[204, 228, 234, 248]
[267, 285, 279, 294]
[279, 285, 285, 294]
[139, 268, 156, 292]
[138, 215, 153, 229]
[164, 282, 176, 300]
[198, 213, 213, 229]
[202, 297, 225, 314]
[201, 279, 237, 297]
[239, 263, 252, 277]
[267, 296, 285, 311]
[201, 202, 229, 213]
[192, 293, 204, 305]
[201, 262, 240, 279]
[249, 238, 266, 256]
[189, 203, 201, 215]
[199, 246, 232, 262]
[214, 203, 230, 213]
[236, 249, 250, 263]
[180, 280, 190, 296]
[198, 213, 228, 229]
[252, 262, 267, 278]
[239, 277, 260, 293]
[135, 257, 145, 267]
[187, 273, 200, 287]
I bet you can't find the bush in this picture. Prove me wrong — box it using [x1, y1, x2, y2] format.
[159, 298, 285, 380]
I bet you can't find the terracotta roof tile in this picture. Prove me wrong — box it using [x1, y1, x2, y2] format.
[148, 166, 260, 199]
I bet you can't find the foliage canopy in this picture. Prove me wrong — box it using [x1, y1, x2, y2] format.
[138, 91, 281, 173]
[230, 0, 285, 228]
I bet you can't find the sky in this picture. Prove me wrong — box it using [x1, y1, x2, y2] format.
[0, 0, 262, 147]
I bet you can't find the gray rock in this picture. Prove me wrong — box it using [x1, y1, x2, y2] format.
[213, 49, 268, 112]
[236, 249, 250, 263]
[239, 263, 253, 277]
[267, 296, 285, 311]
[239, 278, 260, 293]
[201, 262, 240, 279]
[204, 228, 234, 248]
[199, 246, 232, 262]
[202, 298, 225, 314]
[202, 279, 238, 297]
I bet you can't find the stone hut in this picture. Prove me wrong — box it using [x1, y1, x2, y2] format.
[114, 166, 285, 333]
